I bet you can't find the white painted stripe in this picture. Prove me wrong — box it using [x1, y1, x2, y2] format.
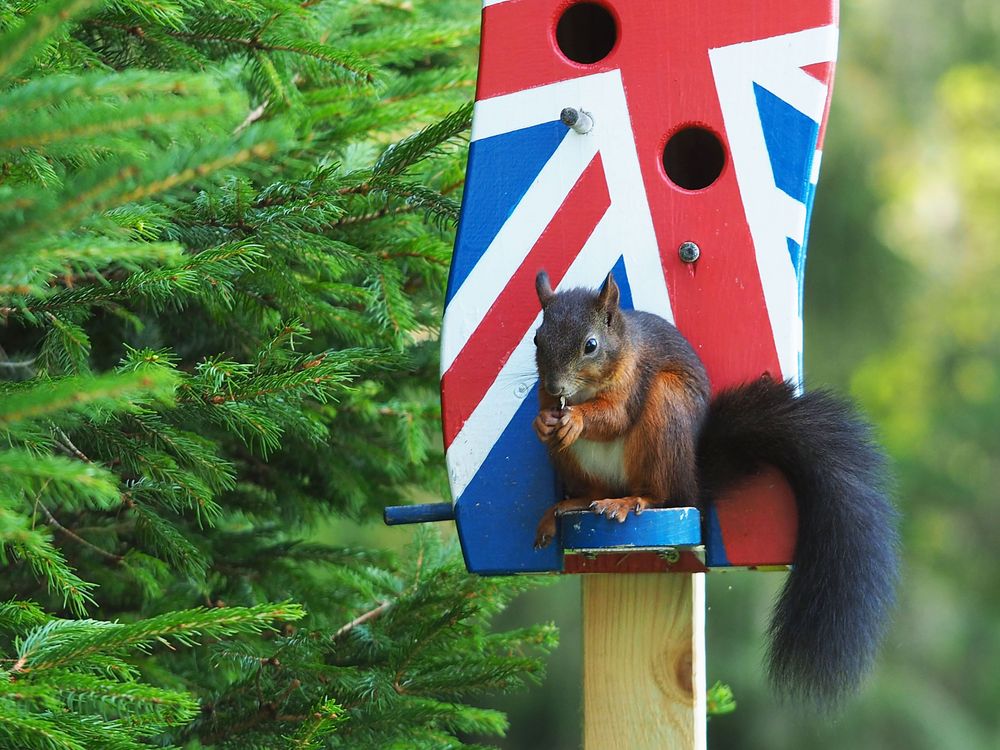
[441, 133, 598, 375]
[754, 66, 828, 124]
[592, 76, 671, 322]
[471, 70, 625, 141]
[709, 25, 837, 383]
[482, 0, 514, 6]
[810, 149, 823, 184]
[774, 187, 808, 246]
[726, 25, 838, 123]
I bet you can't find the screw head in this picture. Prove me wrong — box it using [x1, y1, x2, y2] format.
[678, 241, 700, 263]
[561, 107, 594, 134]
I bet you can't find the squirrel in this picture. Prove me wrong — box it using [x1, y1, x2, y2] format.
[531, 269, 899, 708]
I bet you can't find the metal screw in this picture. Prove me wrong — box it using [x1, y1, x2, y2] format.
[658, 547, 681, 564]
[560, 107, 594, 134]
[678, 241, 700, 263]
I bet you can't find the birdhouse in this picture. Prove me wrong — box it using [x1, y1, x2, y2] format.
[386, 0, 838, 576]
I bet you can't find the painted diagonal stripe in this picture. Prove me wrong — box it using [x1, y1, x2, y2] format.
[754, 83, 821, 204]
[446, 119, 569, 304]
[470, 70, 624, 141]
[709, 24, 836, 383]
[441, 132, 598, 375]
[442, 152, 611, 447]
[447, 211, 627, 501]
[734, 26, 837, 122]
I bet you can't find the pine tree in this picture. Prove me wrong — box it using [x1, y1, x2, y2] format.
[0, 1, 556, 748]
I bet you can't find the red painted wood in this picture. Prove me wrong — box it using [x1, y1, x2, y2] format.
[477, 0, 836, 390]
[563, 550, 708, 575]
[713, 465, 798, 566]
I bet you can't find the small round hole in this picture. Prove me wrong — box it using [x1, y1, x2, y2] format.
[662, 127, 726, 191]
[556, 3, 617, 64]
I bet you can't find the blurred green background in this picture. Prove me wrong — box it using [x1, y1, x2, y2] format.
[362, 0, 1000, 747]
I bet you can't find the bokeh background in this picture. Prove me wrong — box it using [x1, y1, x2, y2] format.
[363, 0, 1000, 747]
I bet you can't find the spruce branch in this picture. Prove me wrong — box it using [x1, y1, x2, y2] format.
[129, 501, 209, 578]
[373, 101, 472, 177]
[288, 698, 344, 749]
[332, 600, 391, 640]
[11, 602, 306, 675]
[0, 87, 240, 151]
[51, 427, 91, 464]
[0, 69, 227, 121]
[0, 670, 200, 725]
[0, 501, 99, 616]
[0, 707, 87, 750]
[0, 370, 177, 427]
[35, 500, 123, 564]
[0, 1, 551, 746]
[0, 451, 118, 510]
[2, 134, 282, 252]
[0, 0, 104, 84]
[107, 24, 381, 84]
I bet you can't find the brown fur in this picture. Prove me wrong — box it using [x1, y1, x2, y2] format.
[624, 370, 702, 504]
[532, 271, 710, 548]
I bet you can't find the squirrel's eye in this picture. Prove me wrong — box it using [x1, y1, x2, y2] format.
[583, 337, 598, 355]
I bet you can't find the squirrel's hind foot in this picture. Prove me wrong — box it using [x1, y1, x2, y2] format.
[533, 512, 557, 549]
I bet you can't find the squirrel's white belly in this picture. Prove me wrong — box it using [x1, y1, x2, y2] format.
[569, 438, 627, 492]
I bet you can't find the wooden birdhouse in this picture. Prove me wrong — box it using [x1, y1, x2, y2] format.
[387, 0, 838, 581]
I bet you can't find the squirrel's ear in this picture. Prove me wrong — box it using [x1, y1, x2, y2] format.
[597, 272, 620, 311]
[536, 270, 555, 308]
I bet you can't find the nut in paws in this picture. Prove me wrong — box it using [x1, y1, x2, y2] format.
[554, 408, 584, 449]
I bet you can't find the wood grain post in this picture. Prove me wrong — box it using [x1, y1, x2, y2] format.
[583, 573, 706, 750]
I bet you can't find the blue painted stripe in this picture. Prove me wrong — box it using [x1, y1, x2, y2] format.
[786, 236, 802, 271]
[446, 120, 570, 305]
[610, 255, 634, 310]
[754, 83, 819, 205]
[704, 504, 732, 567]
[454, 380, 564, 574]
[797, 177, 818, 284]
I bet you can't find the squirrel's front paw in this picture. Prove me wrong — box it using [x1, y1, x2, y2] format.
[554, 408, 584, 450]
[591, 496, 649, 523]
[532, 407, 562, 443]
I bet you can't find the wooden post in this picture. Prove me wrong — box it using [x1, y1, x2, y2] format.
[583, 573, 706, 750]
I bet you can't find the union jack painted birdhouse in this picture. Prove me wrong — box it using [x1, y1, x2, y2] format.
[386, 0, 839, 576]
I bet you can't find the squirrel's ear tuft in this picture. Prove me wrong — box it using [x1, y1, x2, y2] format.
[597, 272, 620, 311]
[536, 270, 555, 308]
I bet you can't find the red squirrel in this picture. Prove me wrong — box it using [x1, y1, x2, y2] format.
[531, 270, 899, 708]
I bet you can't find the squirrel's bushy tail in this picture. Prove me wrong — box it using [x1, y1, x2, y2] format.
[697, 378, 899, 708]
